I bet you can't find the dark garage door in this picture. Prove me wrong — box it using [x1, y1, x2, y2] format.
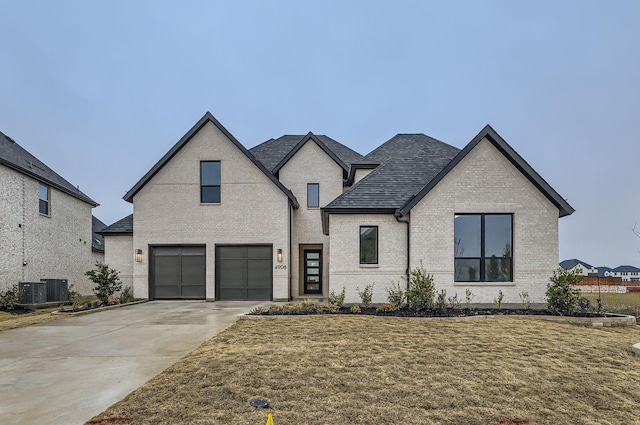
[151, 246, 206, 299]
[216, 245, 272, 301]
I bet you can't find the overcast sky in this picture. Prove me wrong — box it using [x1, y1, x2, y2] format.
[1, 1, 638, 267]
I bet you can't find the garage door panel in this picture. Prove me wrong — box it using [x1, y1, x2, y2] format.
[151, 246, 206, 300]
[216, 246, 272, 301]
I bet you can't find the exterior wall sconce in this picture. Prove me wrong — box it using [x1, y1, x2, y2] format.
[135, 249, 143, 262]
[277, 248, 283, 262]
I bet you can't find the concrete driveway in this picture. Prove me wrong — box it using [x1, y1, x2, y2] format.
[0, 301, 264, 425]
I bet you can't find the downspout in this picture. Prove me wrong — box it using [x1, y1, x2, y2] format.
[288, 203, 293, 301]
[394, 212, 410, 290]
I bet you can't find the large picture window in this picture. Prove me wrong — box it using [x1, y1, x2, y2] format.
[38, 183, 50, 215]
[200, 161, 221, 203]
[359, 226, 378, 264]
[454, 214, 512, 282]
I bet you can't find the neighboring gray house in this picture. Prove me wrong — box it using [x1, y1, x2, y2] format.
[559, 259, 597, 276]
[100, 112, 574, 304]
[0, 130, 100, 295]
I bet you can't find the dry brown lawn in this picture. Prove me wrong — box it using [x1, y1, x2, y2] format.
[0, 307, 63, 331]
[89, 316, 640, 425]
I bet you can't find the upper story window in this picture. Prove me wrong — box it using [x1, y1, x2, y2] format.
[38, 183, 50, 215]
[307, 183, 319, 208]
[454, 214, 513, 282]
[200, 161, 221, 203]
[359, 226, 378, 264]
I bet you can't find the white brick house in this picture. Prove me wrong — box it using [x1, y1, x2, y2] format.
[100, 112, 574, 304]
[0, 131, 101, 295]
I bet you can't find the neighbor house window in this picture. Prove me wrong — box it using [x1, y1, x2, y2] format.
[454, 214, 512, 282]
[307, 183, 319, 208]
[359, 226, 378, 264]
[38, 183, 50, 215]
[200, 161, 221, 203]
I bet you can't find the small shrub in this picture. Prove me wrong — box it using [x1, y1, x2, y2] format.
[90, 299, 102, 308]
[386, 282, 405, 309]
[436, 289, 447, 311]
[107, 296, 119, 306]
[281, 303, 294, 314]
[465, 289, 474, 310]
[86, 262, 122, 305]
[290, 303, 303, 314]
[300, 300, 317, 314]
[328, 303, 340, 313]
[267, 304, 282, 315]
[447, 293, 460, 310]
[494, 290, 504, 310]
[578, 297, 592, 313]
[357, 284, 374, 308]
[376, 303, 394, 313]
[519, 291, 531, 311]
[119, 286, 135, 304]
[328, 286, 346, 307]
[249, 306, 264, 315]
[546, 268, 583, 316]
[350, 303, 361, 313]
[316, 303, 330, 314]
[67, 283, 80, 301]
[0, 284, 25, 310]
[406, 263, 435, 310]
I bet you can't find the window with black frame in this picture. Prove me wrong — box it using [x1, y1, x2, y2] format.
[359, 226, 378, 264]
[454, 214, 512, 282]
[200, 161, 221, 203]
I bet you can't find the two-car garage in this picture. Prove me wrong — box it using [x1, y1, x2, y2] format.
[149, 245, 272, 301]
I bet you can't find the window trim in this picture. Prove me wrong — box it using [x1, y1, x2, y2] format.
[200, 161, 221, 204]
[307, 183, 320, 208]
[454, 213, 513, 282]
[359, 225, 379, 265]
[38, 183, 50, 216]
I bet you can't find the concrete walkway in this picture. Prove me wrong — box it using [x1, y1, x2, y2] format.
[0, 301, 264, 425]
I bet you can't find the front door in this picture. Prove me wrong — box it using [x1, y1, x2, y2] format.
[303, 250, 322, 294]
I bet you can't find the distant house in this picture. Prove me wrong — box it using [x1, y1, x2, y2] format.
[560, 261, 640, 283]
[100, 112, 574, 304]
[559, 259, 597, 276]
[604, 265, 640, 282]
[0, 130, 100, 295]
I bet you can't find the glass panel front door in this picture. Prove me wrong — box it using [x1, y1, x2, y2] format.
[304, 250, 322, 294]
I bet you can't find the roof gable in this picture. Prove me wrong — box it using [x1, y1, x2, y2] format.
[250, 134, 363, 173]
[123, 112, 298, 207]
[560, 259, 594, 270]
[0, 130, 98, 206]
[398, 125, 575, 217]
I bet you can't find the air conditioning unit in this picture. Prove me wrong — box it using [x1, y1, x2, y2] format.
[19, 282, 47, 304]
[40, 279, 69, 302]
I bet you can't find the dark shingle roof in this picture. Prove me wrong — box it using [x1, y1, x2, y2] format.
[92, 216, 107, 252]
[560, 259, 594, 270]
[612, 265, 640, 273]
[596, 266, 612, 277]
[0, 130, 98, 206]
[98, 214, 133, 235]
[250, 134, 363, 172]
[363, 133, 460, 164]
[325, 134, 460, 210]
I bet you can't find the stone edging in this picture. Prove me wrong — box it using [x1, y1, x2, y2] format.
[239, 312, 637, 327]
[633, 343, 640, 356]
[51, 300, 149, 316]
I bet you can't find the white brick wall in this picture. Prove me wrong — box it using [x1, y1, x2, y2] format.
[0, 165, 96, 295]
[410, 138, 559, 304]
[128, 121, 290, 300]
[329, 214, 407, 303]
[279, 141, 344, 298]
[103, 235, 133, 293]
